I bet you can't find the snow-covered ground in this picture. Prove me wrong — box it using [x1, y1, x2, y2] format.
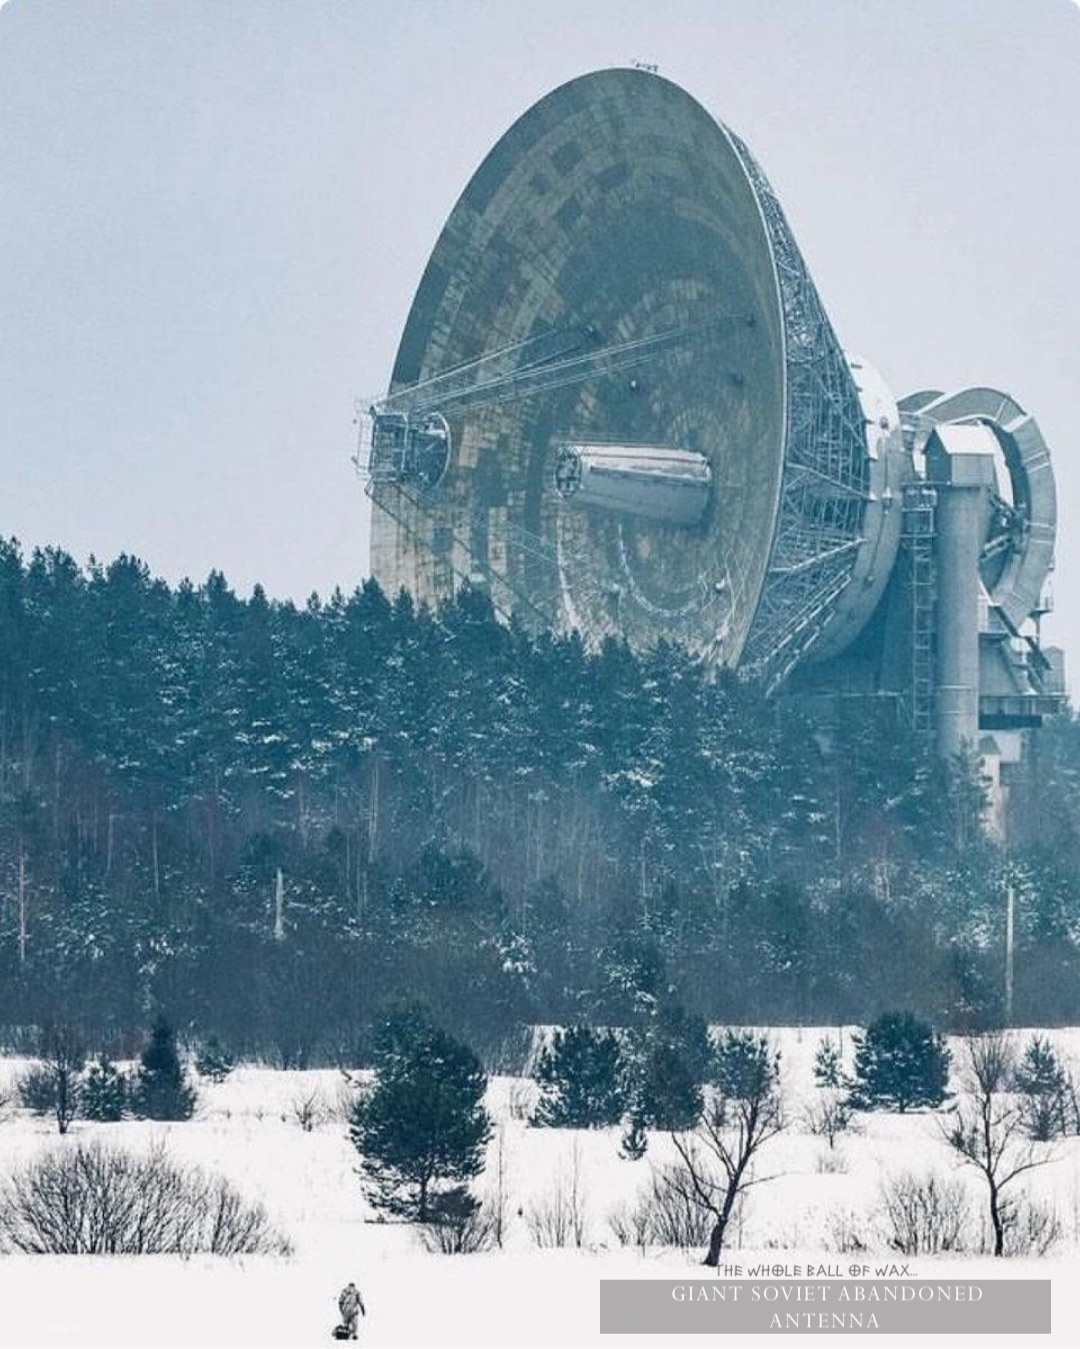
[1, 1028, 1078, 1348]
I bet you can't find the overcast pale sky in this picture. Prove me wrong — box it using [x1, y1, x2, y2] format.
[1, 0, 1077, 661]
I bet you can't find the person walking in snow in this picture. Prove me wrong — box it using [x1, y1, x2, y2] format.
[335, 1282, 365, 1341]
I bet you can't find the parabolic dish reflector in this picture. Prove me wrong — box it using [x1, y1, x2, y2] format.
[370, 69, 901, 680]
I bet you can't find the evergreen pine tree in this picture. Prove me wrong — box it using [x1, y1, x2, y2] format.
[195, 1035, 235, 1083]
[630, 1005, 710, 1131]
[1013, 1035, 1070, 1141]
[849, 1011, 949, 1113]
[618, 1110, 648, 1161]
[534, 1026, 626, 1128]
[637, 1038, 702, 1130]
[81, 1053, 128, 1121]
[134, 1017, 197, 1120]
[349, 1006, 490, 1224]
[813, 1036, 844, 1089]
[712, 1029, 781, 1103]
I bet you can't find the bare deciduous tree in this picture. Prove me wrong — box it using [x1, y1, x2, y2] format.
[42, 1023, 85, 1135]
[803, 1091, 855, 1150]
[669, 1034, 784, 1265]
[942, 1034, 1055, 1258]
[486, 1123, 512, 1248]
[288, 1087, 330, 1132]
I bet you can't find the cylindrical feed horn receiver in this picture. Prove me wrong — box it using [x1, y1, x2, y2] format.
[554, 444, 712, 527]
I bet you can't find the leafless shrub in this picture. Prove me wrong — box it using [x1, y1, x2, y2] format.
[16, 1064, 58, 1115]
[642, 1160, 715, 1249]
[526, 1139, 589, 1248]
[201, 1174, 291, 1255]
[880, 1171, 970, 1255]
[526, 1191, 571, 1247]
[332, 1073, 359, 1125]
[608, 1199, 651, 1254]
[419, 1200, 500, 1254]
[803, 1092, 857, 1149]
[824, 1205, 871, 1254]
[506, 1080, 536, 1123]
[289, 1087, 330, 1132]
[606, 1161, 717, 1254]
[0, 1141, 291, 1255]
[986, 1195, 1062, 1258]
[814, 1148, 849, 1174]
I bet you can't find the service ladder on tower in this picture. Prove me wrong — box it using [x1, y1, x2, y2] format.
[901, 483, 938, 736]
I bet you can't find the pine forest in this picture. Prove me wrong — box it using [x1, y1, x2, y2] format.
[2, 540, 1079, 1061]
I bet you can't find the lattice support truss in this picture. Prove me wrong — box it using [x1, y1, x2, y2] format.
[728, 133, 871, 689]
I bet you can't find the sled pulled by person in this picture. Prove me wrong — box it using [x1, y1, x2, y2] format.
[333, 1281, 365, 1340]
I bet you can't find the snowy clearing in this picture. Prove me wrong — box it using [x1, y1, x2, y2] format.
[1, 1029, 1078, 1347]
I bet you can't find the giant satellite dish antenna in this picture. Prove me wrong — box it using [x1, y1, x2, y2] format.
[361, 67, 1062, 770]
[364, 70, 917, 683]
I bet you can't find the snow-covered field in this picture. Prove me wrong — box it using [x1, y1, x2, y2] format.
[1, 1029, 1078, 1348]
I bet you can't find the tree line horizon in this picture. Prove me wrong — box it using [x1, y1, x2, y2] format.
[1, 537, 1079, 1059]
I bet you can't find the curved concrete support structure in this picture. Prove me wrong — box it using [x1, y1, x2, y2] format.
[900, 386, 1056, 631]
[990, 413, 1055, 631]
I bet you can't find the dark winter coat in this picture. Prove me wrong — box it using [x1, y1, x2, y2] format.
[339, 1285, 365, 1322]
